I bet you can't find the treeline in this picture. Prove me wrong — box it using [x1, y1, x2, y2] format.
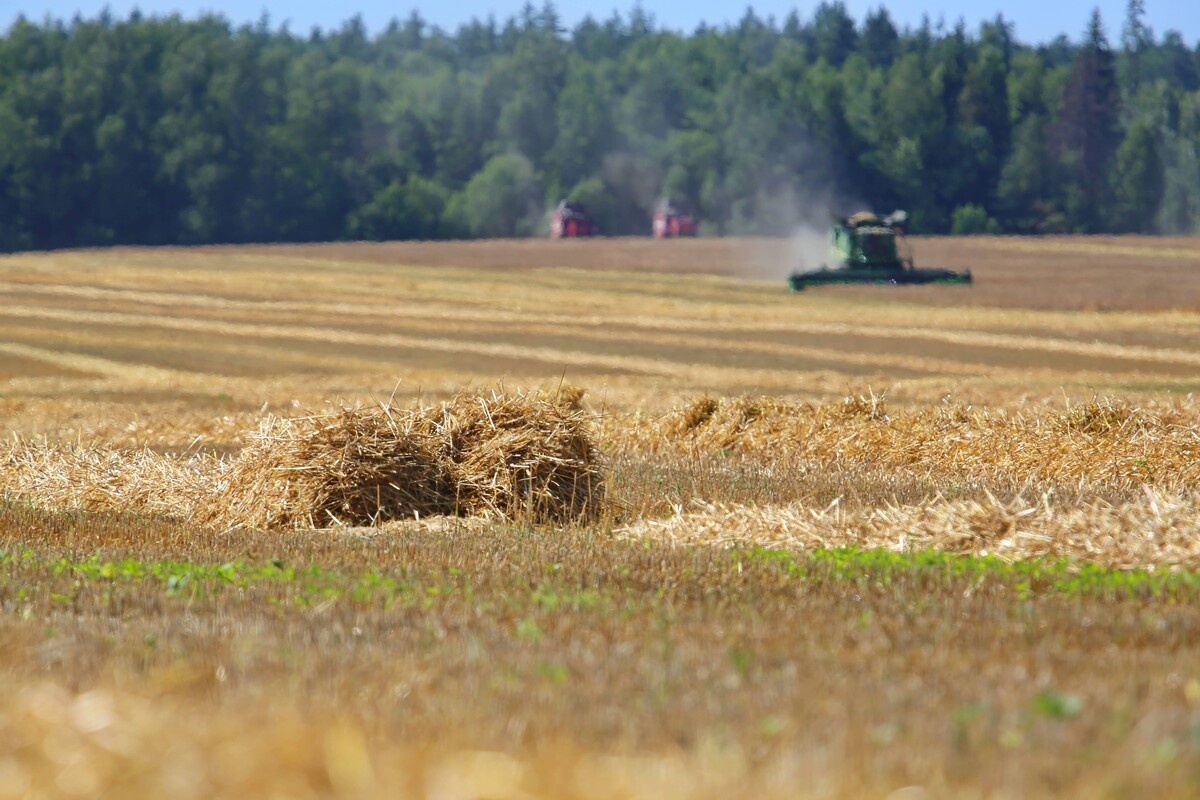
[1, 2, 1199, 250]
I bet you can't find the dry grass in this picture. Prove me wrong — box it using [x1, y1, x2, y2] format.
[1, 390, 604, 530]
[0, 683, 865, 800]
[619, 490, 1200, 570]
[4, 237, 1200, 425]
[0, 442, 214, 521]
[197, 236, 1200, 313]
[606, 395, 1200, 501]
[909, 235, 1200, 311]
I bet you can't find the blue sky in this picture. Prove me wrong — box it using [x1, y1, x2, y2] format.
[5, 0, 1199, 47]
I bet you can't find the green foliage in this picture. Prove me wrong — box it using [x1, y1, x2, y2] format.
[1032, 688, 1085, 718]
[0, 6, 1196, 250]
[950, 204, 1001, 234]
[13, 545, 1199, 611]
[1058, 10, 1123, 232]
[347, 176, 448, 240]
[1112, 121, 1165, 232]
[734, 546, 1200, 602]
[460, 153, 541, 237]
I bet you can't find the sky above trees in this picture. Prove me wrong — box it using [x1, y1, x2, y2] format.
[6, 0, 1199, 46]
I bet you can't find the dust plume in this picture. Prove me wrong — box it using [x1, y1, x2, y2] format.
[735, 186, 866, 281]
[602, 152, 664, 213]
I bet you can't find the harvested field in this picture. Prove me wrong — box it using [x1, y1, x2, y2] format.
[2, 237, 1200, 798]
[3, 236, 1200, 424]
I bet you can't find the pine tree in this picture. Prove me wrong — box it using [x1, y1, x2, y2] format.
[1118, 0, 1152, 101]
[1056, 9, 1121, 232]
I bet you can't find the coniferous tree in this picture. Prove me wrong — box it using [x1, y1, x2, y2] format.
[1057, 10, 1122, 232]
[860, 8, 899, 69]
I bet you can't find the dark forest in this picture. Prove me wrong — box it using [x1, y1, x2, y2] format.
[1, 0, 1198, 250]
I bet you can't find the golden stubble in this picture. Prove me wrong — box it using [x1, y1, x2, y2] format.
[4, 239, 1200, 797]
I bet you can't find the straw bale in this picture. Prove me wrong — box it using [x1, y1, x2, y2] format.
[197, 405, 454, 531]
[1053, 398, 1160, 435]
[669, 396, 720, 435]
[617, 490, 1200, 570]
[433, 391, 605, 524]
[536, 383, 588, 411]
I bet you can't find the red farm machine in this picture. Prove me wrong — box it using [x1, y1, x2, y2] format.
[550, 201, 599, 238]
[652, 198, 698, 238]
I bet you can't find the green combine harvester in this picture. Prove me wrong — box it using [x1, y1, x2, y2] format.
[788, 210, 972, 291]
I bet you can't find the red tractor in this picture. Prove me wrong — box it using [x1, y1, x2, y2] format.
[652, 199, 698, 238]
[550, 201, 599, 238]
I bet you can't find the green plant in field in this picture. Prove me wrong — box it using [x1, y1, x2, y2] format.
[516, 618, 543, 642]
[728, 646, 754, 679]
[1033, 689, 1085, 719]
[536, 661, 571, 684]
[731, 546, 1200, 601]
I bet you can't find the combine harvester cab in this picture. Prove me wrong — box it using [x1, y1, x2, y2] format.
[652, 198, 698, 238]
[550, 201, 599, 239]
[788, 210, 972, 290]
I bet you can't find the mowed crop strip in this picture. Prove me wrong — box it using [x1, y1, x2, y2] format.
[4, 239, 1200, 409]
[3, 240, 1200, 797]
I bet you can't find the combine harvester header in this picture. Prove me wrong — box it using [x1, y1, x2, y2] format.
[788, 210, 972, 290]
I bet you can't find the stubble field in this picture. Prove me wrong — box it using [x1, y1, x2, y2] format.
[2, 235, 1200, 798]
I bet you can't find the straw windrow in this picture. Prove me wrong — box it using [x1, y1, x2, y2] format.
[606, 395, 1200, 493]
[0, 390, 606, 530]
[617, 491, 1200, 570]
[0, 441, 214, 521]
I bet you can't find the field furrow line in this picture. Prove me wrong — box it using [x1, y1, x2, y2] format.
[7, 280, 1200, 369]
[0, 342, 189, 384]
[975, 239, 1200, 259]
[0, 304, 805, 386]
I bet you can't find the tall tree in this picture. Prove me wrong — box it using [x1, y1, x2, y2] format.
[458, 153, 541, 237]
[1118, 0, 1152, 101]
[959, 41, 1012, 196]
[810, 2, 858, 67]
[859, 8, 898, 69]
[553, 58, 618, 188]
[1112, 120, 1165, 232]
[1056, 10, 1122, 231]
[3, 5, 1199, 247]
[997, 115, 1065, 232]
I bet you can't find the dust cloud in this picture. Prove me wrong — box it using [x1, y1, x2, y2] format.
[735, 187, 865, 281]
